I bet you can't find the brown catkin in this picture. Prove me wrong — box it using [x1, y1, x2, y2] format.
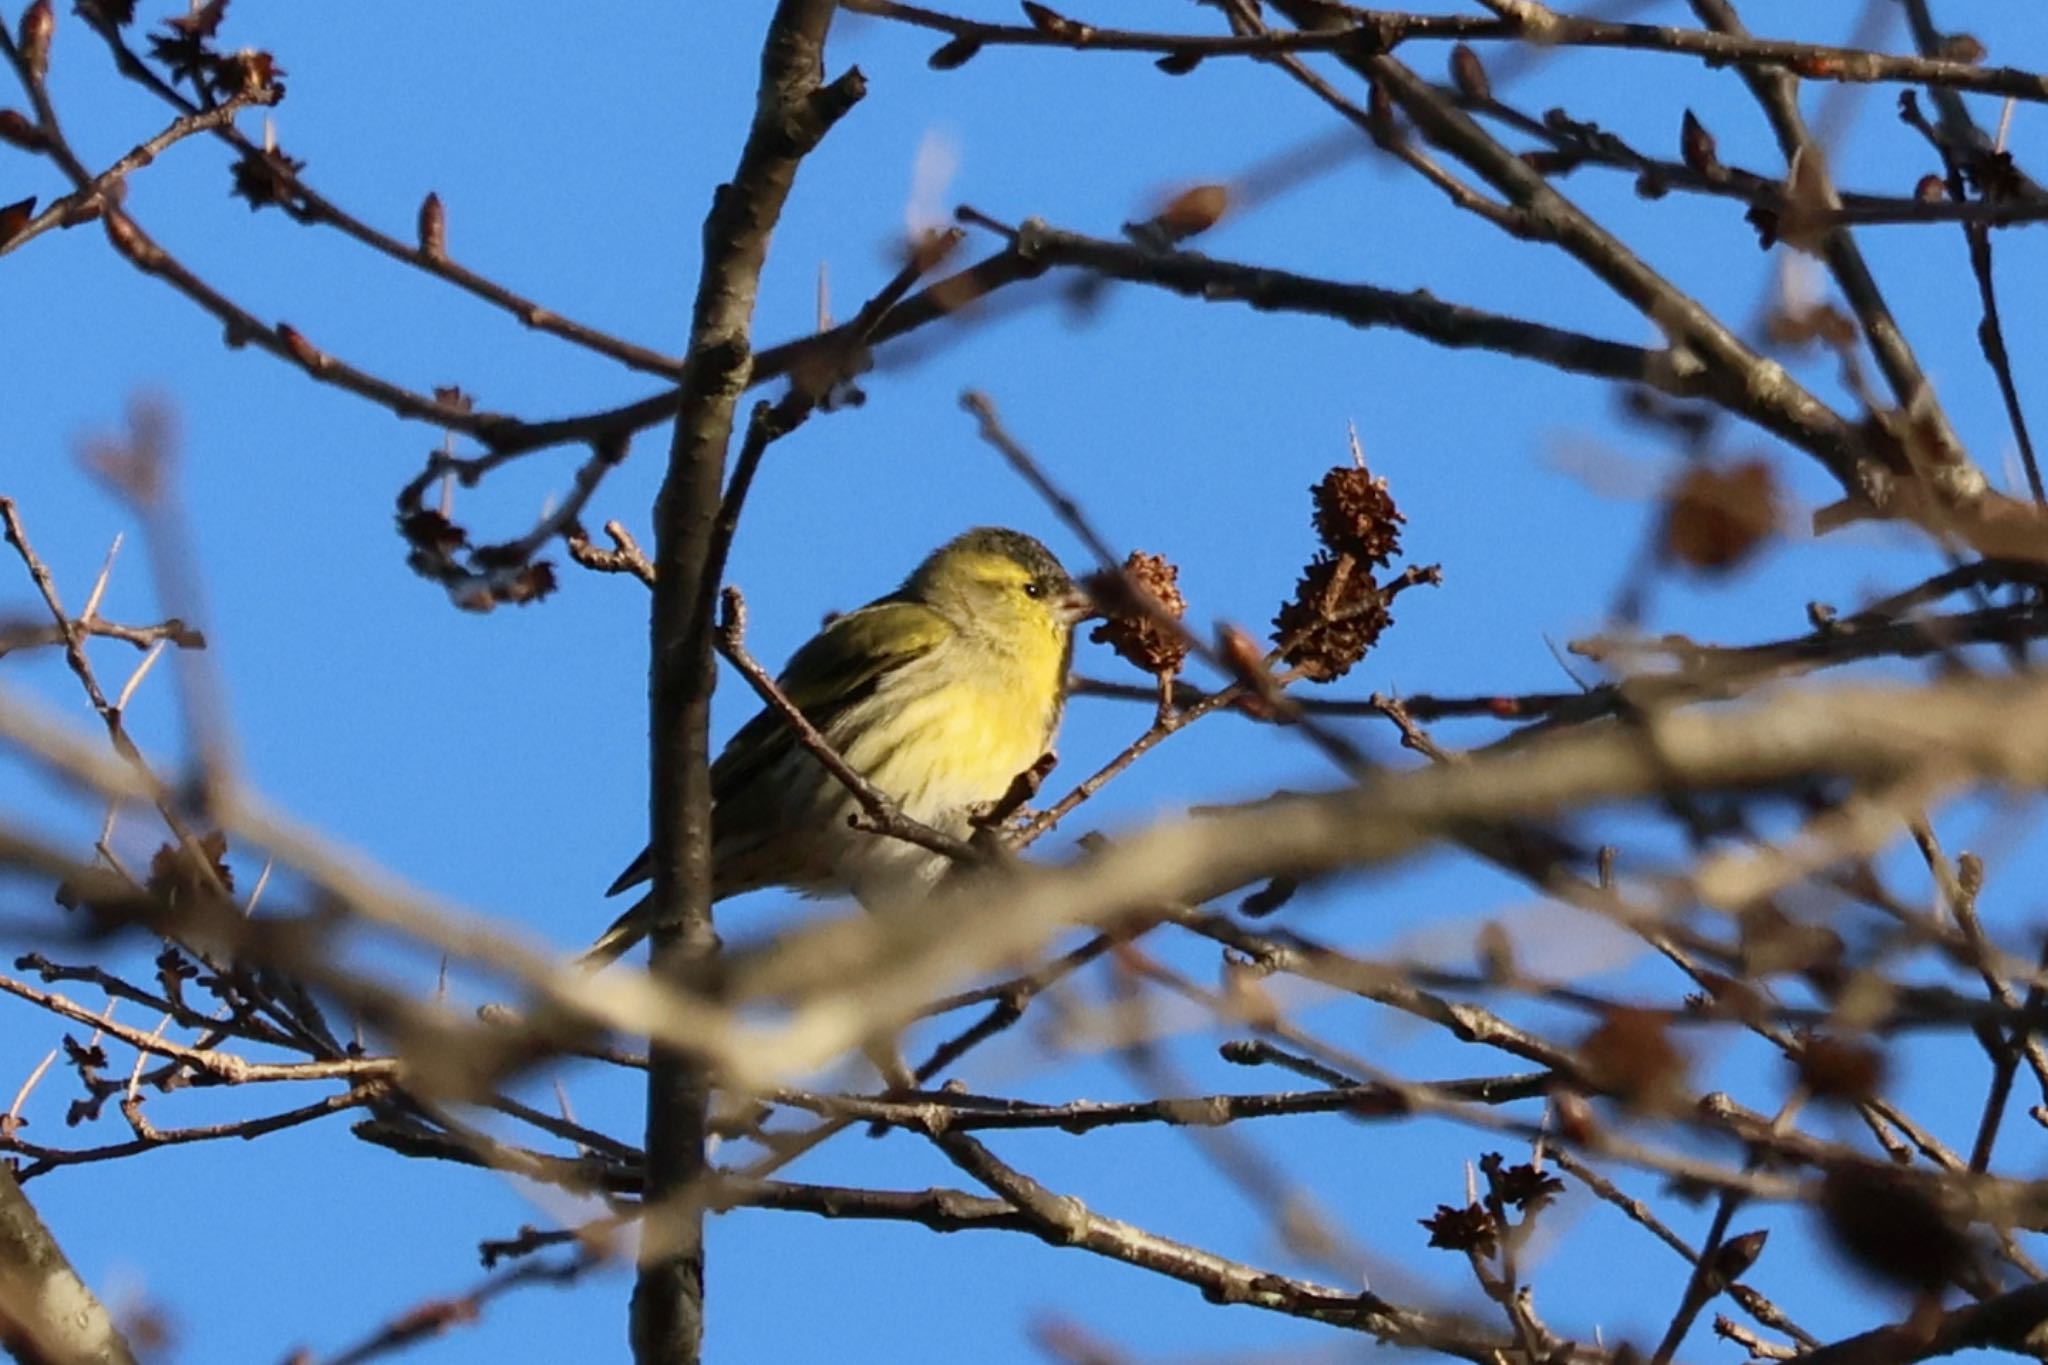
[1272, 554, 1390, 683]
[1311, 465, 1404, 566]
[1089, 550, 1189, 677]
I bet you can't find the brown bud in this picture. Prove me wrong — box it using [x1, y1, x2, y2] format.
[1216, 623, 1278, 718]
[1239, 875, 1297, 918]
[0, 107, 46, 150]
[101, 207, 152, 260]
[1551, 1090, 1597, 1144]
[1577, 1007, 1687, 1109]
[1449, 44, 1490, 103]
[1680, 109, 1720, 176]
[1744, 203, 1781, 249]
[277, 322, 325, 371]
[1087, 550, 1189, 678]
[1522, 149, 1583, 177]
[1020, 1, 1086, 39]
[19, 0, 52, 79]
[1794, 1035, 1885, 1104]
[418, 191, 446, 260]
[1156, 183, 1229, 240]
[1707, 1229, 1768, 1288]
[1937, 32, 1986, 64]
[0, 194, 35, 248]
[1660, 459, 1778, 573]
[927, 35, 980, 70]
[1155, 50, 1201, 76]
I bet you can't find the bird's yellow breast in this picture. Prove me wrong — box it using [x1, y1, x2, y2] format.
[838, 626, 1065, 824]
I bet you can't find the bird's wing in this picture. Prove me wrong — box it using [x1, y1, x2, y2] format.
[712, 599, 953, 798]
[602, 599, 953, 899]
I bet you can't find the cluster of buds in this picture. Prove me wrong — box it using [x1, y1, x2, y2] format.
[1418, 1150, 1564, 1259]
[1273, 455, 1430, 683]
[145, 2, 288, 106]
[398, 504, 561, 613]
[394, 387, 567, 612]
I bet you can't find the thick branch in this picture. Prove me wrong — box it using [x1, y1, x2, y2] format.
[637, 2, 858, 1361]
[0, 1164, 138, 1365]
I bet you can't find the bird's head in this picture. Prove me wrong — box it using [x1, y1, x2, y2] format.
[905, 527, 1094, 647]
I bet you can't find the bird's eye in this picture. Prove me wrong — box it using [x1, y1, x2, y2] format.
[1022, 580, 1046, 599]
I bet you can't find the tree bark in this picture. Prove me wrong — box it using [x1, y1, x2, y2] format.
[634, 3, 858, 1362]
[0, 1165, 138, 1365]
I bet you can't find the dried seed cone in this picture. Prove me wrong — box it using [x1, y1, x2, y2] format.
[1272, 553, 1390, 683]
[1311, 465, 1403, 566]
[1090, 550, 1189, 676]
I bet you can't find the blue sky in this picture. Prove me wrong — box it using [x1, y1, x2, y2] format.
[6, 2, 2048, 1360]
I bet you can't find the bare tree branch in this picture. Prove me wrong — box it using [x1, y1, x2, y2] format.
[636, 3, 860, 1361]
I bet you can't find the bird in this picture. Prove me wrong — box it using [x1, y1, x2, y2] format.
[585, 526, 1092, 966]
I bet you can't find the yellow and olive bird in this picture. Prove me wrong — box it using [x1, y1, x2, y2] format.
[586, 527, 1091, 964]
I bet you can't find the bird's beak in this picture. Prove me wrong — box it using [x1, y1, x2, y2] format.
[1055, 585, 1100, 626]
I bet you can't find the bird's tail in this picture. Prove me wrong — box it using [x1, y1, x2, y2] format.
[578, 897, 649, 969]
